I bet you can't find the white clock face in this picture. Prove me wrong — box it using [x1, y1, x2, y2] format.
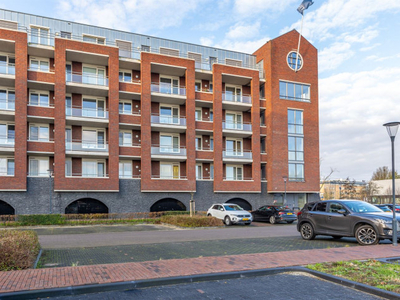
[287, 51, 303, 71]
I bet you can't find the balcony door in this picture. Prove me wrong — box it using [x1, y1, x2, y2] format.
[226, 139, 242, 156]
[160, 163, 179, 179]
[160, 105, 179, 124]
[82, 98, 105, 118]
[0, 123, 15, 145]
[160, 134, 179, 153]
[82, 66, 105, 85]
[160, 76, 179, 94]
[82, 129, 105, 149]
[225, 112, 242, 130]
[225, 86, 242, 102]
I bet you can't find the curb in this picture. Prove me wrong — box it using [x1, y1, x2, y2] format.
[1, 266, 399, 300]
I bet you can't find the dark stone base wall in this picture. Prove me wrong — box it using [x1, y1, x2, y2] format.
[0, 178, 319, 214]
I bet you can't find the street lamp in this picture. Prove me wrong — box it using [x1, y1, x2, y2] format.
[383, 121, 400, 246]
[283, 176, 287, 206]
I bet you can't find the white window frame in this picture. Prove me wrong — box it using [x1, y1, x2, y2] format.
[29, 56, 50, 72]
[29, 156, 49, 177]
[82, 64, 106, 86]
[82, 128, 106, 149]
[30, 25, 50, 45]
[159, 104, 180, 124]
[119, 130, 133, 147]
[29, 123, 50, 142]
[82, 159, 106, 178]
[65, 157, 72, 176]
[195, 108, 202, 121]
[0, 87, 15, 110]
[119, 100, 133, 115]
[65, 62, 72, 82]
[209, 109, 213, 121]
[225, 138, 243, 155]
[119, 160, 133, 178]
[195, 80, 202, 92]
[29, 90, 50, 107]
[82, 34, 105, 45]
[159, 133, 180, 153]
[160, 162, 180, 179]
[195, 135, 202, 151]
[196, 163, 202, 180]
[0, 122, 15, 145]
[225, 85, 242, 102]
[226, 164, 243, 181]
[82, 96, 106, 118]
[225, 111, 243, 130]
[0, 156, 14, 176]
[0, 53, 15, 75]
[119, 69, 132, 83]
[159, 75, 180, 94]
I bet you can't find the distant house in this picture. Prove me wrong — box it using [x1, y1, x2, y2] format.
[369, 179, 400, 204]
[320, 179, 367, 200]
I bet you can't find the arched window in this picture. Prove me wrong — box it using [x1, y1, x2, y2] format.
[226, 198, 252, 211]
[65, 198, 108, 214]
[150, 198, 186, 212]
[0, 200, 15, 215]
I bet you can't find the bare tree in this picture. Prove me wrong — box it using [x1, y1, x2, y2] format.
[371, 166, 399, 180]
[320, 167, 336, 192]
[361, 181, 380, 201]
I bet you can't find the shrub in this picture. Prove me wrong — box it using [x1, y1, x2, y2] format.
[160, 215, 224, 227]
[18, 214, 66, 226]
[0, 230, 40, 271]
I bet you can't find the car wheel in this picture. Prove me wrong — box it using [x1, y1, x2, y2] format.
[287, 221, 294, 224]
[269, 216, 276, 224]
[224, 216, 232, 226]
[245, 222, 251, 226]
[207, 213, 211, 217]
[331, 235, 342, 239]
[300, 222, 315, 240]
[355, 225, 379, 245]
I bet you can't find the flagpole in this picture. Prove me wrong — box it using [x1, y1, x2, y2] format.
[295, 13, 304, 72]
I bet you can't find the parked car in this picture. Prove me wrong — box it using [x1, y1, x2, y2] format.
[251, 206, 297, 224]
[297, 200, 400, 246]
[207, 203, 252, 226]
[378, 204, 400, 213]
[375, 205, 392, 213]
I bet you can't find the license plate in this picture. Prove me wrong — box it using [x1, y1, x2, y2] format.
[242, 218, 249, 221]
[287, 213, 293, 215]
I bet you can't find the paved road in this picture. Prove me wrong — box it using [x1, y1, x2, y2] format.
[44, 273, 384, 300]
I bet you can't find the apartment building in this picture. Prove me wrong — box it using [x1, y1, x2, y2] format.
[0, 9, 319, 215]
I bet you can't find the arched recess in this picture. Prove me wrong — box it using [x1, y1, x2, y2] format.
[226, 198, 252, 211]
[65, 198, 109, 214]
[0, 200, 15, 215]
[150, 198, 186, 212]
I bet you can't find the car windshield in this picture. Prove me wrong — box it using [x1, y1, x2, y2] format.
[345, 201, 383, 213]
[224, 205, 243, 211]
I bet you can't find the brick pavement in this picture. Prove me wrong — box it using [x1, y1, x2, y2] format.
[1, 244, 400, 294]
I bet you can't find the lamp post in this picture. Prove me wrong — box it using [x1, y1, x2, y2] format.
[283, 176, 287, 206]
[383, 121, 400, 246]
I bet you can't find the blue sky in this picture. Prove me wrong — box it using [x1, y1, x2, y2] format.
[2, 0, 400, 181]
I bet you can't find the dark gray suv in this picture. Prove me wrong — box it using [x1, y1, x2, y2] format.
[297, 200, 400, 245]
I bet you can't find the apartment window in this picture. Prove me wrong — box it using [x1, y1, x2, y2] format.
[225, 138, 243, 156]
[195, 136, 202, 150]
[82, 98, 106, 118]
[226, 165, 243, 181]
[195, 108, 202, 121]
[196, 164, 202, 179]
[83, 34, 105, 45]
[61, 31, 71, 39]
[119, 100, 132, 114]
[30, 57, 49, 72]
[289, 163, 304, 181]
[29, 124, 49, 142]
[159, 76, 179, 94]
[141, 45, 150, 52]
[210, 164, 214, 180]
[29, 91, 49, 107]
[82, 159, 105, 177]
[225, 112, 242, 130]
[116, 40, 132, 58]
[65, 158, 72, 176]
[119, 70, 132, 82]
[188, 52, 202, 69]
[260, 84, 265, 99]
[287, 51, 303, 71]
[160, 105, 179, 124]
[82, 65, 106, 85]
[260, 111, 266, 126]
[280, 81, 310, 102]
[30, 26, 49, 45]
[210, 110, 213, 121]
[119, 161, 133, 178]
[288, 109, 304, 181]
[209, 57, 217, 70]
[82, 129, 105, 149]
[160, 134, 179, 153]
[65, 63, 72, 82]
[0, 123, 15, 144]
[0, 88, 15, 110]
[209, 83, 213, 93]
[0, 157, 14, 176]
[29, 157, 49, 177]
[0, 54, 15, 75]
[210, 138, 214, 151]
[288, 109, 303, 134]
[119, 130, 132, 146]
[225, 85, 242, 102]
[160, 162, 179, 179]
[195, 80, 202, 92]
[288, 136, 304, 161]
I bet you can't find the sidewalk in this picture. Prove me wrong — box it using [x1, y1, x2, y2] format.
[1, 244, 399, 295]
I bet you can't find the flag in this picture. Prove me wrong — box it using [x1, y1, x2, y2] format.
[297, 0, 314, 15]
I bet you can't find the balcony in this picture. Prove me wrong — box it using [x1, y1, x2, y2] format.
[223, 150, 253, 163]
[65, 140, 109, 157]
[0, 62, 15, 86]
[151, 174, 187, 180]
[222, 92, 252, 111]
[0, 98, 15, 118]
[66, 106, 109, 127]
[223, 177, 253, 181]
[151, 114, 186, 133]
[222, 122, 252, 137]
[66, 71, 109, 97]
[151, 82, 186, 105]
[0, 137, 14, 153]
[65, 172, 109, 178]
[151, 146, 187, 161]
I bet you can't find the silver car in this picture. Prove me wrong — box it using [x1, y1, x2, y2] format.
[207, 203, 252, 226]
[297, 200, 400, 245]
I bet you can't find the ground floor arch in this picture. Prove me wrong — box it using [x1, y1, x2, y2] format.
[226, 198, 252, 211]
[65, 198, 109, 214]
[0, 200, 15, 215]
[150, 198, 186, 212]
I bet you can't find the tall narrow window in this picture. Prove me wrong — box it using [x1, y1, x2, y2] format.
[196, 164, 202, 179]
[288, 109, 304, 181]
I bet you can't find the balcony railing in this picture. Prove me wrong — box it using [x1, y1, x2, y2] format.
[119, 142, 141, 147]
[0, 62, 15, 76]
[66, 71, 109, 87]
[119, 174, 141, 179]
[151, 146, 186, 156]
[0, 137, 15, 147]
[151, 175, 187, 180]
[66, 106, 109, 119]
[223, 122, 252, 131]
[0, 98, 15, 111]
[65, 140, 109, 152]
[65, 172, 108, 178]
[151, 114, 186, 126]
[222, 92, 252, 104]
[223, 177, 253, 181]
[151, 82, 186, 96]
[28, 137, 54, 142]
[223, 151, 252, 159]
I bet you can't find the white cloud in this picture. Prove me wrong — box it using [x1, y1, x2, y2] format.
[226, 22, 260, 40]
[341, 26, 379, 44]
[200, 36, 214, 47]
[365, 53, 400, 62]
[319, 42, 354, 72]
[234, 0, 297, 17]
[360, 43, 380, 52]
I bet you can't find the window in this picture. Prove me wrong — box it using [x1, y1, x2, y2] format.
[83, 34, 105, 44]
[119, 70, 132, 82]
[195, 108, 202, 121]
[141, 45, 150, 52]
[225, 112, 242, 130]
[29, 91, 49, 107]
[82, 129, 105, 149]
[280, 81, 310, 102]
[29, 124, 49, 142]
[195, 80, 202, 92]
[119, 100, 132, 114]
[226, 165, 243, 180]
[0, 123, 15, 145]
[329, 202, 346, 213]
[160, 47, 179, 57]
[0, 157, 14, 176]
[65, 158, 72, 176]
[30, 57, 50, 72]
[0, 88, 15, 110]
[0, 54, 15, 75]
[288, 109, 304, 181]
[196, 164, 202, 179]
[209, 83, 213, 93]
[119, 161, 132, 178]
[289, 163, 304, 181]
[65, 127, 72, 150]
[288, 136, 303, 161]
[225, 85, 242, 102]
[195, 136, 202, 150]
[159, 76, 179, 94]
[119, 130, 132, 146]
[210, 138, 214, 151]
[116, 40, 132, 58]
[65, 63, 72, 82]
[61, 31, 71, 39]
[288, 110, 303, 134]
[160, 162, 179, 179]
[160, 105, 179, 124]
[82, 160, 105, 177]
[210, 110, 213, 121]
[82, 98, 106, 118]
[29, 157, 49, 177]
[225, 139, 242, 156]
[210, 164, 214, 179]
[287, 51, 303, 71]
[313, 202, 327, 212]
[188, 52, 202, 69]
[160, 134, 179, 153]
[82, 65, 106, 86]
[30, 26, 49, 45]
